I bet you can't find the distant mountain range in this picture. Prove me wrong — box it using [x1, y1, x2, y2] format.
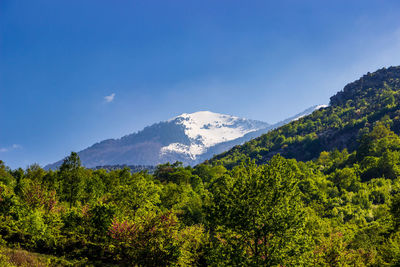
[45, 106, 326, 169]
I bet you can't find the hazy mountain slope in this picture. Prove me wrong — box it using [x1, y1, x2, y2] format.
[207, 66, 400, 168]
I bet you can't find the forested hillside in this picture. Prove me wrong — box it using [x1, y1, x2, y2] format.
[209, 66, 400, 168]
[2, 67, 400, 265]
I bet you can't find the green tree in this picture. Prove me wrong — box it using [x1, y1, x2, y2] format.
[109, 211, 206, 266]
[207, 155, 311, 265]
[0, 161, 14, 186]
[111, 172, 161, 217]
[59, 152, 84, 208]
[331, 167, 360, 192]
[88, 202, 115, 236]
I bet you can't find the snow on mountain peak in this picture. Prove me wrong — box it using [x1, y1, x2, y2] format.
[161, 111, 268, 159]
[46, 106, 322, 169]
[292, 104, 328, 121]
[315, 104, 328, 109]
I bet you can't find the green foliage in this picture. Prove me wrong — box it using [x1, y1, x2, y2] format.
[312, 232, 374, 266]
[2, 122, 400, 265]
[88, 202, 115, 236]
[210, 67, 400, 167]
[3, 67, 400, 265]
[59, 152, 85, 208]
[109, 212, 207, 266]
[207, 156, 312, 265]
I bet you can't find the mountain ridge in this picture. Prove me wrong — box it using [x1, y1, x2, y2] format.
[45, 107, 324, 169]
[207, 66, 400, 168]
[45, 111, 269, 169]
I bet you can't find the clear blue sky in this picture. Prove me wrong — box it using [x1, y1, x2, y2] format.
[1, 0, 400, 169]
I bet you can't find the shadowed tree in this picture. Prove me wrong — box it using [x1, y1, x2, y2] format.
[59, 152, 84, 208]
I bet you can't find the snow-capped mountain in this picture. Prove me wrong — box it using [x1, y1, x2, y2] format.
[45, 106, 326, 169]
[160, 111, 269, 160]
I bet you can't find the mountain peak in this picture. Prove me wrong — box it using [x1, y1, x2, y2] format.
[45, 107, 319, 169]
[162, 111, 269, 159]
[330, 66, 400, 107]
[169, 110, 239, 121]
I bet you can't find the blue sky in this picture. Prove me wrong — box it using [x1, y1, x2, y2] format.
[1, 0, 400, 169]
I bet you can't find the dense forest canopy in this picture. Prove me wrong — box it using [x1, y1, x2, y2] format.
[2, 67, 400, 265]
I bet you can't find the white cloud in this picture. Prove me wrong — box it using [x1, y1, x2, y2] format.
[104, 93, 116, 103]
[0, 144, 22, 153]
